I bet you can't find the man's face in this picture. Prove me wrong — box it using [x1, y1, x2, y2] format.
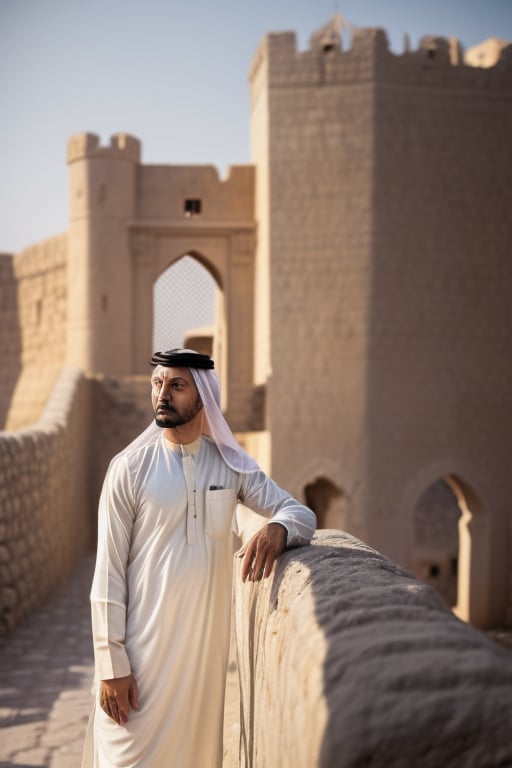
[151, 365, 203, 429]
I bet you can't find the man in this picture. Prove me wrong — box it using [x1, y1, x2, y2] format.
[83, 349, 316, 768]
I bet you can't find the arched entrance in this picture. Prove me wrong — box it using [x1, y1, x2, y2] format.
[304, 477, 346, 530]
[153, 254, 219, 356]
[131, 229, 256, 431]
[152, 252, 226, 403]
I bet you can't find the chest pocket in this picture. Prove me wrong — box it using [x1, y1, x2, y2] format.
[205, 488, 237, 541]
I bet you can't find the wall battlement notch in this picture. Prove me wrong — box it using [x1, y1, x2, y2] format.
[67, 132, 141, 165]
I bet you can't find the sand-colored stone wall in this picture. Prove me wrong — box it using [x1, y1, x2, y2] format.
[0, 253, 21, 429]
[1, 20, 511, 635]
[249, 27, 512, 626]
[367, 33, 512, 571]
[234, 530, 512, 767]
[137, 164, 255, 222]
[0, 368, 92, 636]
[250, 30, 375, 539]
[0, 234, 68, 431]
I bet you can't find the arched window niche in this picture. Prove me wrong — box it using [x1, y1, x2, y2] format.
[412, 478, 461, 607]
[304, 477, 346, 531]
[411, 473, 492, 628]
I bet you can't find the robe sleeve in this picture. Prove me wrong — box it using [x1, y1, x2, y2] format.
[238, 470, 316, 547]
[90, 456, 136, 680]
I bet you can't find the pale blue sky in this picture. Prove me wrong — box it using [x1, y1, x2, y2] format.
[1, 0, 511, 252]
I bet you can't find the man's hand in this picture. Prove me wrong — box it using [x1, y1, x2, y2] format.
[99, 674, 139, 725]
[238, 523, 287, 582]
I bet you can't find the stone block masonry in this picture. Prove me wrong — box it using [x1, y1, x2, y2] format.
[235, 530, 512, 767]
[249, 22, 512, 627]
[0, 368, 92, 636]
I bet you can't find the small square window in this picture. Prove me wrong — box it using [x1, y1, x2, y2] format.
[184, 199, 202, 217]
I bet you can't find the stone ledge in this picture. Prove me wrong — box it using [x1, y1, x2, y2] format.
[234, 530, 512, 767]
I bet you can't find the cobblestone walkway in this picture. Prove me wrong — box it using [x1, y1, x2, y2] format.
[0, 555, 95, 768]
[0, 555, 240, 768]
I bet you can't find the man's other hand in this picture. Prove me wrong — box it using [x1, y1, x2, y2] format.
[99, 674, 139, 725]
[239, 523, 287, 582]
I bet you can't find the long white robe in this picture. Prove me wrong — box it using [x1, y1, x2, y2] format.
[84, 433, 315, 768]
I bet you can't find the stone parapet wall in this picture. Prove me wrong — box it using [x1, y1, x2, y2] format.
[234, 530, 512, 767]
[0, 368, 92, 637]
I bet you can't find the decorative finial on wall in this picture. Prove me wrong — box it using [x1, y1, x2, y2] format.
[310, 10, 353, 52]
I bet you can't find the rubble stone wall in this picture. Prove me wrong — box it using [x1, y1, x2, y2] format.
[0, 368, 92, 636]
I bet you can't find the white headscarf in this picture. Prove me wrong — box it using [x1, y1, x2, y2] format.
[190, 366, 260, 473]
[113, 350, 261, 474]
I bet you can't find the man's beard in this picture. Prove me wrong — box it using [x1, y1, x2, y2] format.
[154, 398, 203, 428]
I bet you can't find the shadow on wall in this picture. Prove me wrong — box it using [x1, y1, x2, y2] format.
[89, 375, 155, 520]
[235, 530, 512, 768]
[313, 534, 512, 767]
[0, 254, 22, 429]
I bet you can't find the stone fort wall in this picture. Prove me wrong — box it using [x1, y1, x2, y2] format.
[0, 253, 21, 429]
[0, 368, 91, 637]
[250, 26, 512, 626]
[250, 28, 377, 540]
[0, 364, 156, 636]
[0, 234, 68, 432]
[367, 31, 512, 570]
[0, 21, 511, 634]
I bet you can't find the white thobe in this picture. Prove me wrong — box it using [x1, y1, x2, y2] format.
[84, 433, 315, 768]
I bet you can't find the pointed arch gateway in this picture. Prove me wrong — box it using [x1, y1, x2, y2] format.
[153, 253, 223, 373]
[130, 226, 257, 431]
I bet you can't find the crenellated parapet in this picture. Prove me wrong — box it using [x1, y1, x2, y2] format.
[373, 32, 512, 89]
[249, 23, 512, 94]
[67, 132, 141, 165]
